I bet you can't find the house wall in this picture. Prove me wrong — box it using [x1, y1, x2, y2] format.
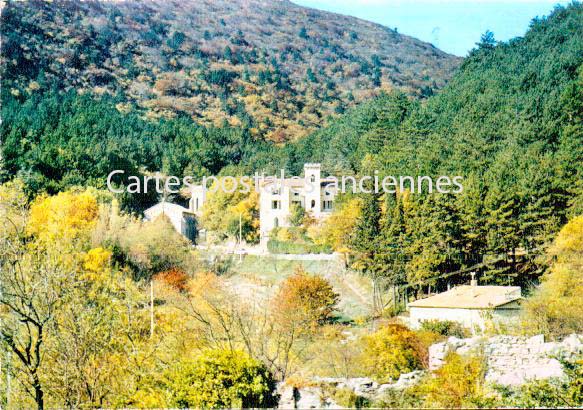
[409, 305, 520, 333]
[259, 182, 293, 245]
[144, 203, 188, 235]
[304, 163, 322, 218]
[189, 185, 206, 215]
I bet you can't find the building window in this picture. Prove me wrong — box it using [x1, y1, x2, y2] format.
[310, 175, 316, 183]
[195, 198, 199, 210]
[323, 200, 333, 211]
[292, 200, 302, 208]
[272, 200, 281, 210]
[310, 199, 315, 208]
[274, 217, 279, 228]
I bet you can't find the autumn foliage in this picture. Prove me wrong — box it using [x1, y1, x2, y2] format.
[154, 268, 190, 292]
[274, 267, 339, 326]
[361, 323, 425, 383]
[523, 215, 583, 338]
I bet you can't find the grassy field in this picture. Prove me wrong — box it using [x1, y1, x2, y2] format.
[223, 254, 373, 321]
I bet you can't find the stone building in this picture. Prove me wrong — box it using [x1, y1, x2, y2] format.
[143, 201, 198, 242]
[259, 163, 338, 247]
[144, 163, 338, 247]
[408, 280, 522, 333]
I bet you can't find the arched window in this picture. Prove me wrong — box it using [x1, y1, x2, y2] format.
[311, 199, 315, 208]
[310, 174, 316, 183]
[274, 217, 279, 228]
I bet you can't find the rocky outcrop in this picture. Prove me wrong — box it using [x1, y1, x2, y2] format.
[429, 333, 583, 386]
[276, 371, 425, 408]
[277, 334, 582, 408]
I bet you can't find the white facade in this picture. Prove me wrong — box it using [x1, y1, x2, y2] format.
[188, 185, 206, 215]
[145, 164, 337, 246]
[143, 201, 197, 241]
[259, 163, 337, 247]
[409, 303, 521, 333]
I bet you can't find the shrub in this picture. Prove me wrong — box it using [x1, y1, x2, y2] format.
[164, 349, 278, 408]
[322, 385, 369, 408]
[95, 205, 194, 280]
[288, 202, 306, 227]
[415, 352, 491, 408]
[153, 267, 189, 292]
[273, 267, 339, 326]
[419, 320, 470, 338]
[361, 324, 425, 383]
[267, 238, 332, 254]
[267, 227, 333, 254]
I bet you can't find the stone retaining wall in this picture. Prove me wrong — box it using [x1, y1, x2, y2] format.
[429, 333, 583, 385]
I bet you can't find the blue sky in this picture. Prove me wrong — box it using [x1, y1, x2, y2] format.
[292, 0, 572, 56]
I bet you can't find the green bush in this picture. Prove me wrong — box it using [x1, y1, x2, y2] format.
[164, 349, 278, 408]
[361, 324, 425, 383]
[419, 320, 470, 338]
[414, 352, 492, 408]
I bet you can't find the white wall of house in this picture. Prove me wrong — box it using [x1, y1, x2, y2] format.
[144, 202, 190, 234]
[189, 185, 206, 215]
[258, 163, 338, 248]
[409, 303, 521, 333]
[304, 163, 321, 218]
[259, 181, 293, 245]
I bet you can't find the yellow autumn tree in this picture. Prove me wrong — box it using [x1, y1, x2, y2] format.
[416, 352, 489, 408]
[201, 178, 259, 243]
[310, 197, 362, 254]
[28, 190, 99, 244]
[523, 215, 583, 338]
[360, 323, 425, 383]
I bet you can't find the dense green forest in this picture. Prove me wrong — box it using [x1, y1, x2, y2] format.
[2, 3, 582, 292]
[287, 3, 583, 291]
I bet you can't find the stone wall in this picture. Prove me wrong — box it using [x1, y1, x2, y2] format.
[429, 333, 583, 386]
[276, 334, 582, 408]
[277, 371, 424, 409]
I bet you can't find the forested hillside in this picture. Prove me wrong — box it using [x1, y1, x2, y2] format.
[1, 1, 581, 290]
[1, 2, 582, 408]
[286, 4, 583, 291]
[1, 0, 459, 142]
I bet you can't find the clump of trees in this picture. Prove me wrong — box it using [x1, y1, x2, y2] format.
[360, 324, 425, 383]
[201, 178, 260, 244]
[163, 349, 278, 408]
[523, 215, 583, 338]
[274, 267, 339, 326]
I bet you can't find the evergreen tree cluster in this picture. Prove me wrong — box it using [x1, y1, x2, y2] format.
[289, 3, 583, 289]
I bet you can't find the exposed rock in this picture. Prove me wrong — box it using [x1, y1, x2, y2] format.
[277, 382, 341, 409]
[429, 333, 583, 386]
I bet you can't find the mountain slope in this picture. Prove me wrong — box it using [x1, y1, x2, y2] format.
[1, 0, 460, 141]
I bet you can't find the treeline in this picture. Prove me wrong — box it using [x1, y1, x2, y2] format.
[0, 88, 282, 211]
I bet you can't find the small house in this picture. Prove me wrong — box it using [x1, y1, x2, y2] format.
[408, 282, 522, 333]
[144, 201, 197, 242]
